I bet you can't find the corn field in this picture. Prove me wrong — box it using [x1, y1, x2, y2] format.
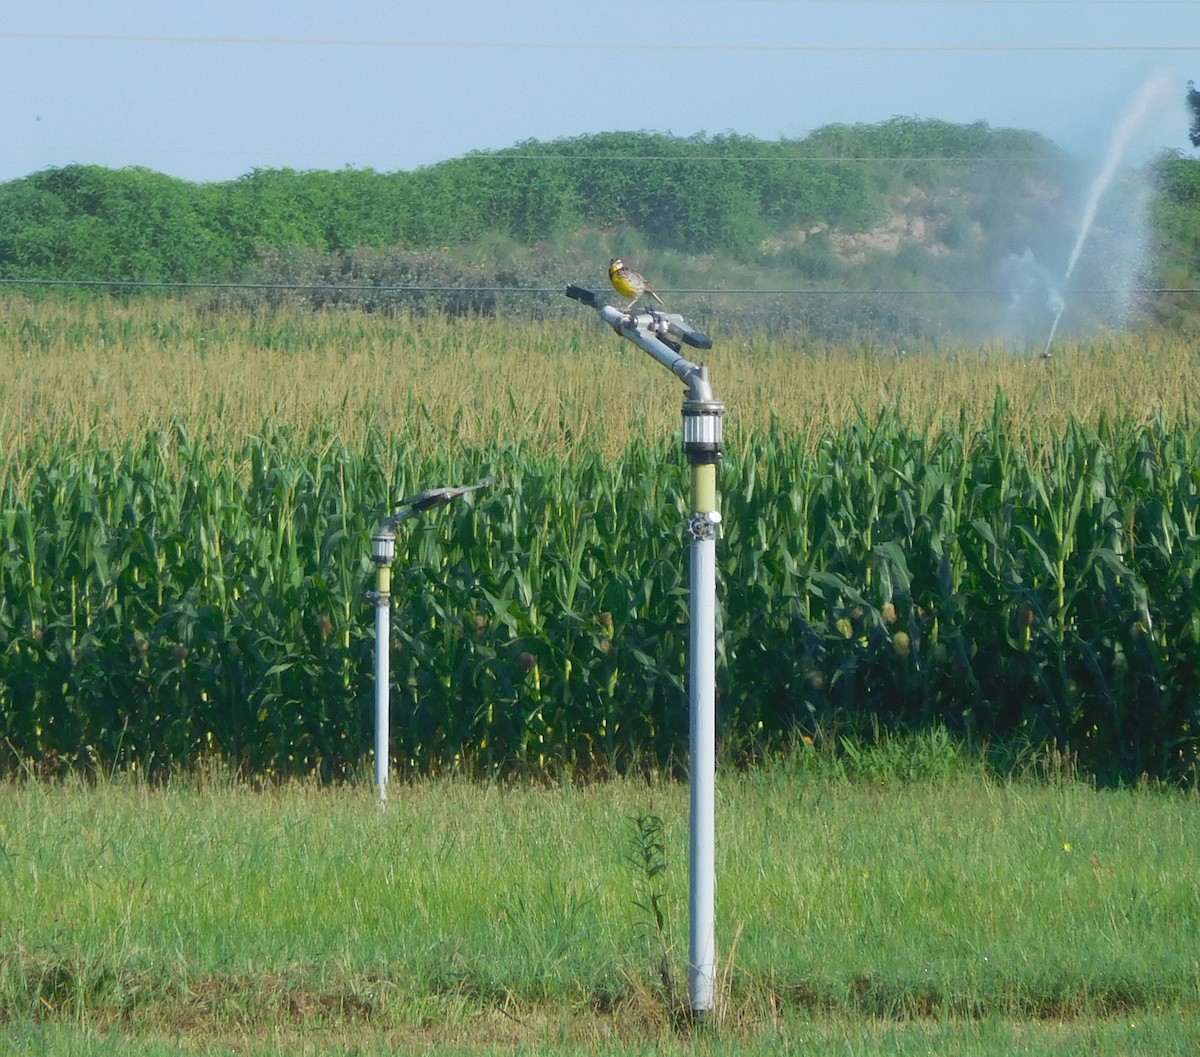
[1, 299, 1198, 782]
[2, 414, 1197, 784]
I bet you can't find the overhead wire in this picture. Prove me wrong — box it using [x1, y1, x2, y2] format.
[1, 278, 1196, 296]
[1, 31, 1197, 53]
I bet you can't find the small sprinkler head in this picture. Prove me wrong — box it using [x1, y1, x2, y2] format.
[388, 475, 497, 527]
[396, 475, 496, 515]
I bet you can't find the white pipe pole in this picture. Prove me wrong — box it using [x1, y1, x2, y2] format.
[564, 284, 723, 1018]
[375, 595, 390, 807]
[683, 384, 723, 1019]
[688, 517, 718, 1015]
[371, 530, 395, 808]
[368, 479, 493, 808]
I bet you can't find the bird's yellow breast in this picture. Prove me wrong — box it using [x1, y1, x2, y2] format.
[609, 262, 639, 299]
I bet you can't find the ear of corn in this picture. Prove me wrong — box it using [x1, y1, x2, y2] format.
[2, 403, 1198, 783]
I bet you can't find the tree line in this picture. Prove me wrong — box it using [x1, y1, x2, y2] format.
[0, 120, 1073, 284]
[2, 119, 1197, 337]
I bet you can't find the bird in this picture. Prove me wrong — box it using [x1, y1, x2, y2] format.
[609, 258, 664, 309]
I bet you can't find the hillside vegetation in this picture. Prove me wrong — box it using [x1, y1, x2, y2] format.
[2, 120, 1197, 338]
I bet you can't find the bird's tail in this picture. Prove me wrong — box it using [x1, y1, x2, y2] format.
[649, 289, 665, 306]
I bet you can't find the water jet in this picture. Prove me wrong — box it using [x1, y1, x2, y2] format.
[1043, 71, 1176, 357]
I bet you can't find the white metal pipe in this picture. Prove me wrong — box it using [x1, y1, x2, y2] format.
[568, 282, 723, 1017]
[688, 524, 718, 1015]
[374, 594, 390, 807]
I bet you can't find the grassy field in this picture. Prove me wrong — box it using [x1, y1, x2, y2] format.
[1, 751, 1199, 1054]
[3, 298, 1200, 1052]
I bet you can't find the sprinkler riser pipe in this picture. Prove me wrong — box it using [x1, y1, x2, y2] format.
[367, 477, 493, 810]
[687, 454, 721, 1015]
[565, 283, 723, 1016]
[688, 526, 718, 1014]
[372, 557, 392, 807]
[688, 460, 720, 512]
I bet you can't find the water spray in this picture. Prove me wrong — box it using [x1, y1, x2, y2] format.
[1043, 71, 1175, 357]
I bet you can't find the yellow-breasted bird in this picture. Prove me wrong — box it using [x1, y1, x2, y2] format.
[609, 257, 664, 308]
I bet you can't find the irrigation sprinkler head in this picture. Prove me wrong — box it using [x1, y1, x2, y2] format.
[564, 282, 717, 401]
[565, 283, 600, 308]
[613, 306, 712, 352]
[389, 475, 496, 525]
[659, 311, 712, 351]
[373, 476, 496, 560]
[565, 284, 710, 346]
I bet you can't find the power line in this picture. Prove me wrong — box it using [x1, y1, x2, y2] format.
[2, 277, 1196, 296]
[1, 31, 1196, 52]
[686, 1, 1200, 3]
[454, 155, 1065, 163]
[0, 154, 1092, 174]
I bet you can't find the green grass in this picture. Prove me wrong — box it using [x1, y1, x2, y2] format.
[8, 1014, 1200, 1056]
[2, 748, 1198, 1053]
[4, 301, 1200, 1052]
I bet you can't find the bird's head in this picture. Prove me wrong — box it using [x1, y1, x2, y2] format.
[609, 258, 623, 273]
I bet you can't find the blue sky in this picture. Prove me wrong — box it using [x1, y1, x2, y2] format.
[1, 1, 1197, 184]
